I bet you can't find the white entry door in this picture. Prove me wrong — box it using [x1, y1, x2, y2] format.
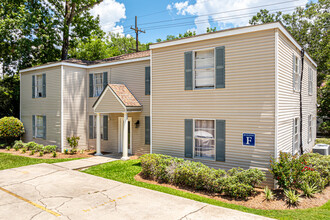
[118, 117, 132, 154]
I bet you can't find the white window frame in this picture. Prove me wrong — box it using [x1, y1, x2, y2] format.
[35, 74, 44, 98]
[93, 73, 103, 97]
[193, 48, 215, 90]
[293, 117, 300, 155]
[308, 66, 313, 96]
[308, 114, 312, 143]
[92, 115, 104, 139]
[193, 118, 216, 161]
[293, 55, 301, 92]
[35, 115, 44, 138]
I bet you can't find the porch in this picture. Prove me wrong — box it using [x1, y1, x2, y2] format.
[92, 84, 142, 160]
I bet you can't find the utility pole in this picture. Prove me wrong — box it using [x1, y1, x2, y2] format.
[130, 16, 145, 52]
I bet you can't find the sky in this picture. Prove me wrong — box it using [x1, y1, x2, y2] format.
[90, 0, 313, 44]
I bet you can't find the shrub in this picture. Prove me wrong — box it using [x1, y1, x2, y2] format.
[39, 151, 44, 157]
[67, 136, 80, 149]
[30, 150, 35, 155]
[301, 183, 319, 198]
[52, 151, 57, 158]
[6, 146, 11, 151]
[300, 153, 330, 186]
[264, 186, 274, 201]
[140, 154, 265, 199]
[44, 145, 57, 153]
[21, 147, 26, 154]
[319, 121, 330, 136]
[33, 144, 44, 152]
[13, 140, 24, 151]
[25, 142, 37, 151]
[284, 189, 300, 205]
[0, 117, 25, 145]
[70, 148, 77, 155]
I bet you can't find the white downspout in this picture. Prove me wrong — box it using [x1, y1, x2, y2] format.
[274, 29, 279, 188]
[61, 65, 64, 153]
[150, 50, 153, 154]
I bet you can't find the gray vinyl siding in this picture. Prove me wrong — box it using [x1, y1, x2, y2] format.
[277, 31, 317, 155]
[62, 66, 88, 149]
[20, 66, 61, 146]
[152, 30, 276, 186]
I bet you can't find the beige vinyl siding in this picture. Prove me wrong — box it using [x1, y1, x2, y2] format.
[87, 60, 150, 154]
[94, 88, 126, 113]
[277, 31, 317, 155]
[20, 66, 61, 146]
[152, 30, 276, 186]
[62, 66, 88, 149]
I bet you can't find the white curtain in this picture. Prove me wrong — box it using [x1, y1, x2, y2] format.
[194, 120, 215, 159]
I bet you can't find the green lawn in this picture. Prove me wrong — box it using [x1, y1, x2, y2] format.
[83, 159, 330, 220]
[316, 138, 330, 145]
[0, 152, 81, 170]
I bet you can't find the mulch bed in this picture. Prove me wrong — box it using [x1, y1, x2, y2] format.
[135, 173, 330, 210]
[0, 148, 95, 159]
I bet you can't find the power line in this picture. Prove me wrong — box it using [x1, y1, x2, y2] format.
[123, 0, 302, 29]
[142, 6, 299, 31]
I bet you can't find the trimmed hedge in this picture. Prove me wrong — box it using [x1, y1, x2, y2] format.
[140, 154, 265, 199]
[11, 141, 57, 154]
[0, 117, 25, 145]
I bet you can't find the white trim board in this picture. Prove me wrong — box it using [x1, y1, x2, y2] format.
[20, 57, 151, 73]
[150, 22, 317, 67]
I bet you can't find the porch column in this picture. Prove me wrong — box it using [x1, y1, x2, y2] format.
[121, 112, 129, 160]
[95, 113, 103, 156]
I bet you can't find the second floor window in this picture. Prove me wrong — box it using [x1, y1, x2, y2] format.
[194, 49, 215, 89]
[32, 73, 46, 98]
[94, 73, 103, 97]
[293, 55, 300, 92]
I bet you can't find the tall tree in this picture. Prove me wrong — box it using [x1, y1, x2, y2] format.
[47, 0, 104, 60]
[69, 32, 150, 61]
[0, 75, 20, 118]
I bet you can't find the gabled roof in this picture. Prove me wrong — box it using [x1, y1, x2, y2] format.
[93, 84, 142, 113]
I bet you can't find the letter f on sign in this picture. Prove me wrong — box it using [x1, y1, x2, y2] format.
[246, 137, 252, 145]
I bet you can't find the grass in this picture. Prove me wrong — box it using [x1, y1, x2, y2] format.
[0, 152, 81, 171]
[316, 138, 330, 145]
[83, 159, 330, 220]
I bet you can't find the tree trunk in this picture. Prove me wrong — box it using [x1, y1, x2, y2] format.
[61, 25, 70, 60]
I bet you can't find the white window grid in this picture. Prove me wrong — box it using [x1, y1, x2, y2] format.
[193, 119, 216, 161]
[36, 115, 44, 138]
[93, 73, 103, 97]
[308, 67, 313, 96]
[193, 48, 215, 89]
[36, 75, 43, 98]
[293, 55, 301, 92]
[293, 117, 300, 155]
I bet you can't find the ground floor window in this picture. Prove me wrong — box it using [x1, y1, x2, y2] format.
[89, 115, 108, 140]
[293, 117, 300, 155]
[33, 115, 46, 139]
[194, 119, 215, 160]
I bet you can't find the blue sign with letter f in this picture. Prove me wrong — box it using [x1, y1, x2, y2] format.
[243, 133, 255, 146]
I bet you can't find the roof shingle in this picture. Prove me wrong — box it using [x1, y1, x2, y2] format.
[109, 84, 142, 107]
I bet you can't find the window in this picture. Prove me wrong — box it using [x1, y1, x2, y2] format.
[194, 119, 215, 160]
[89, 115, 108, 140]
[93, 73, 103, 97]
[194, 49, 215, 89]
[36, 115, 44, 138]
[33, 74, 45, 98]
[293, 55, 300, 92]
[308, 67, 313, 95]
[308, 115, 312, 143]
[293, 117, 300, 155]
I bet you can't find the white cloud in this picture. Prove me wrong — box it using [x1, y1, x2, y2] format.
[90, 0, 126, 35]
[167, 0, 307, 34]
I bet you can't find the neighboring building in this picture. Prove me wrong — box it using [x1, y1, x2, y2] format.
[20, 22, 317, 186]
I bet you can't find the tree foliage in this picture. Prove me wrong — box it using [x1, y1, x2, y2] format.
[249, 0, 329, 119]
[156, 30, 196, 42]
[69, 33, 150, 61]
[0, 75, 20, 118]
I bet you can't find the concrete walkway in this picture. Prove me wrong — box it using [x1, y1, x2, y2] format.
[53, 154, 119, 170]
[0, 162, 273, 220]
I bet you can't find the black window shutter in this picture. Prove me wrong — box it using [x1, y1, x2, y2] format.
[103, 115, 108, 140]
[89, 115, 94, 139]
[43, 115, 46, 139]
[32, 75, 35, 98]
[145, 66, 150, 95]
[216, 120, 226, 161]
[184, 51, 193, 90]
[89, 74, 93, 97]
[145, 116, 150, 145]
[42, 73, 46, 97]
[184, 119, 193, 158]
[32, 115, 36, 138]
[103, 72, 108, 89]
[215, 46, 225, 88]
